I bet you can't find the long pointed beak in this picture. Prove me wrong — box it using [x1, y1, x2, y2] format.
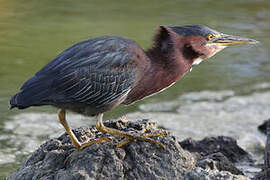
[208, 34, 259, 46]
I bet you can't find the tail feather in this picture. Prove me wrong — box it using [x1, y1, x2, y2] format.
[10, 75, 54, 109]
[10, 92, 23, 109]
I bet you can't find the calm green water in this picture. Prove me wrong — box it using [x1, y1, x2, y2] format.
[0, 0, 270, 178]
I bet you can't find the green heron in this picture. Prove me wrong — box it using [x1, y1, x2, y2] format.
[10, 25, 258, 150]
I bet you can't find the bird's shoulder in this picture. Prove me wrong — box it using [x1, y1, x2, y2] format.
[37, 36, 144, 75]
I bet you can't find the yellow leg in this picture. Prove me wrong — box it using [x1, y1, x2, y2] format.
[58, 109, 112, 150]
[59, 110, 113, 166]
[96, 113, 167, 149]
[58, 109, 81, 148]
[58, 110, 167, 151]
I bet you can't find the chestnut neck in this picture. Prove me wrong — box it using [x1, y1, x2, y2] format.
[145, 45, 192, 89]
[146, 46, 192, 76]
[123, 44, 192, 104]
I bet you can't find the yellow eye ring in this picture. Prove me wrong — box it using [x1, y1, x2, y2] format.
[208, 34, 214, 40]
[208, 34, 221, 41]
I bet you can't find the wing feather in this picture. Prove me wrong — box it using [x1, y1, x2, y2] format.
[11, 36, 142, 109]
[45, 36, 138, 106]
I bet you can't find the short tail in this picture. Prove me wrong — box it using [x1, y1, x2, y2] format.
[9, 74, 56, 110]
[9, 92, 28, 109]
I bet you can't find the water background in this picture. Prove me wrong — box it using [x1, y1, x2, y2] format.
[0, 0, 270, 178]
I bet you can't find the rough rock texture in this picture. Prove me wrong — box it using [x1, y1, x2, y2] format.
[255, 119, 270, 180]
[8, 119, 251, 180]
[180, 136, 253, 176]
[264, 119, 270, 179]
[258, 119, 270, 135]
[180, 136, 251, 163]
[184, 167, 249, 180]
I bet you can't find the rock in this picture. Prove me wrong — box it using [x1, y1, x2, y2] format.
[180, 136, 254, 178]
[254, 171, 265, 180]
[184, 167, 250, 180]
[256, 119, 270, 179]
[8, 119, 251, 180]
[264, 119, 270, 179]
[180, 136, 252, 163]
[258, 119, 270, 135]
[196, 152, 244, 175]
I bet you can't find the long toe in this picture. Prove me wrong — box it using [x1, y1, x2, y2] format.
[79, 137, 113, 150]
[116, 132, 168, 149]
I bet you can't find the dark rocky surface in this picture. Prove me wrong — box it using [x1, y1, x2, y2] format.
[180, 136, 251, 164]
[8, 119, 251, 180]
[258, 119, 270, 135]
[255, 119, 270, 180]
[180, 136, 253, 176]
[264, 119, 270, 179]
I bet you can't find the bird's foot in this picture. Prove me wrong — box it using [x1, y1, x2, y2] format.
[116, 130, 169, 149]
[95, 113, 168, 149]
[97, 120, 168, 149]
[79, 137, 113, 150]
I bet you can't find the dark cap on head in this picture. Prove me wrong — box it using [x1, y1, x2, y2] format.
[169, 25, 221, 39]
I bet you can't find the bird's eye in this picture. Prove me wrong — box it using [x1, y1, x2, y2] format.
[207, 34, 221, 41]
[207, 34, 214, 40]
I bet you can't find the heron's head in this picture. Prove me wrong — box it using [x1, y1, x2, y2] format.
[155, 25, 258, 66]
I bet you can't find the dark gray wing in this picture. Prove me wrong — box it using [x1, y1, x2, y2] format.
[11, 36, 140, 108]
